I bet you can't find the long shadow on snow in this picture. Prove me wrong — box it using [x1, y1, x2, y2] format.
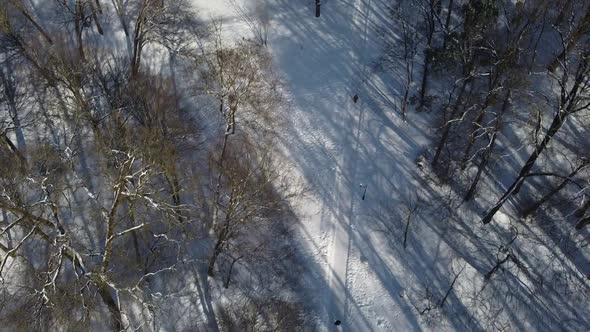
[267, 0, 443, 329]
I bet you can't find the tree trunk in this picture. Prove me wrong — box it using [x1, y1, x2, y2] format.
[0, 63, 26, 151]
[207, 236, 224, 277]
[315, 1, 321, 18]
[432, 77, 471, 166]
[127, 200, 143, 265]
[554, 0, 574, 28]
[418, 48, 431, 112]
[96, 280, 124, 331]
[434, 0, 442, 15]
[131, 17, 144, 77]
[460, 84, 499, 170]
[1, 134, 26, 165]
[508, 53, 588, 199]
[8, 0, 53, 44]
[167, 171, 183, 222]
[418, 3, 437, 111]
[114, 0, 129, 36]
[89, 0, 104, 35]
[212, 127, 230, 230]
[95, 0, 103, 14]
[75, 0, 85, 60]
[482, 109, 569, 224]
[512, 55, 590, 207]
[209, 198, 233, 277]
[223, 256, 240, 288]
[464, 91, 510, 201]
[442, 0, 454, 49]
[575, 199, 590, 218]
[461, 109, 486, 170]
[401, 58, 413, 120]
[439, 265, 464, 308]
[523, 161, 589, 217]
[521, 178, 566, 217]
[461, 45, 510, 170]
[484, 255, 510, 280]
[403, 213, 412, 249]
[101, 172, 127, 272]
[575, 216, 590, 230]
[549, 6, 590, 72]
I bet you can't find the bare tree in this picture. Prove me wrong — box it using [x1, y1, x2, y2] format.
[128, 0, 195, 76]
[432, 0, 500, 167]
[482, 47, 590, 224]
[3, 0, 53, 44]
[548, 3, 590, 72]
[195, 24, 281, 231]
[416, 0, 442, 111]
[463, 90, 511, 201]
[0, 56, 27, 152]
[460, 14, 531, 172]
[0, 20, 196, 328]
[402, 195, 421, 249]
[207, 139, 297, 277]
[229, 0, 270, 47]
[113, 0, 130, 36]
[522, 157, 590, 217]
[381, 3, 420, 121]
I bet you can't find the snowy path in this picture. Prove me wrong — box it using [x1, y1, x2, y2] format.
[192, 0, 433, 330]
[268, 0, 409, 329]
[326, 0, 372, 327]
[268, 0, 434, 329]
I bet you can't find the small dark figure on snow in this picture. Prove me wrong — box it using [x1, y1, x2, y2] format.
[352, 94, 359, 103]
[360, 183, 367, 200]
[334, 320, 342, 326]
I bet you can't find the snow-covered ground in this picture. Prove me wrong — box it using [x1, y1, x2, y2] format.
[191, 0, 439, 329]
[187, 0, 590, 330]
[3, 0, 589, 330]
[268, 1, 432, 330]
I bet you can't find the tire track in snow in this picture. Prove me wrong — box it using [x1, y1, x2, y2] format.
[326, 0, 373, 329]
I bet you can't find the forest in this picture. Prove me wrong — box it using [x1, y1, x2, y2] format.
[0, 0, 589, 331]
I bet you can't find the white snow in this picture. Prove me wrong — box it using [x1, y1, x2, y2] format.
[187, 0, 433, 329]
[4, 0, 588, 330]
[36, 0, 587, 329]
